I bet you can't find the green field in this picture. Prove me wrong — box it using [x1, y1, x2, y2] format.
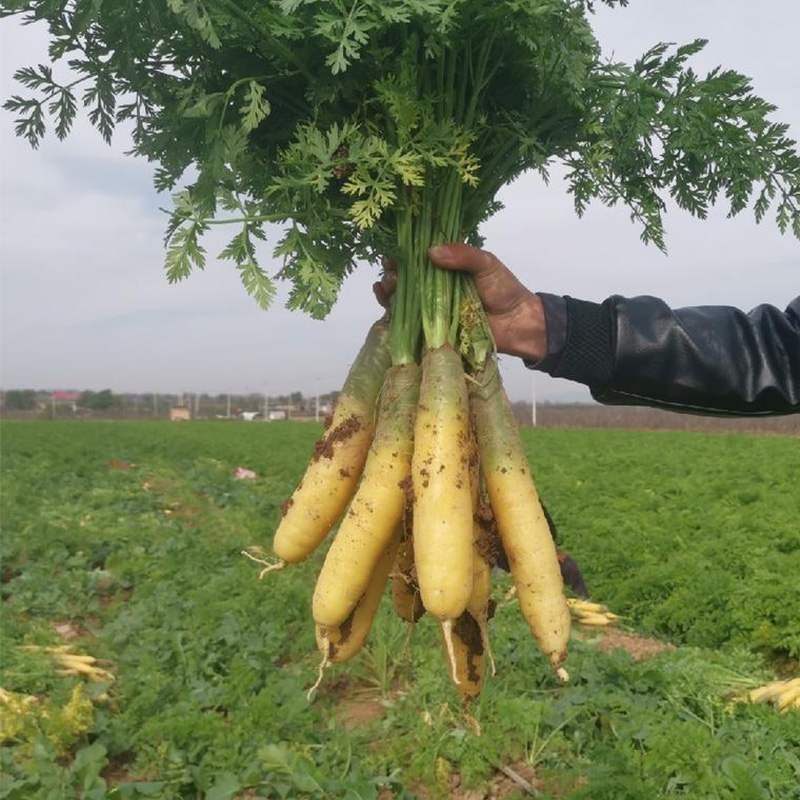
[1, 421, 799, 799]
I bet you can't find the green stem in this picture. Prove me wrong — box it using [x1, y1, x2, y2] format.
[395, 35, 501, 358]
[389, 203, 421, 366]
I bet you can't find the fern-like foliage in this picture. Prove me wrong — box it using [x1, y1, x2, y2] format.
[3, 0, 798, 314]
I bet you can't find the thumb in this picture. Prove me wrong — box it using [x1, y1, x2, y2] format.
[427, 243, 499, 276]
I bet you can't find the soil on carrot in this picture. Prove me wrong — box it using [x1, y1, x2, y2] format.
[280, 496, 294, 516]
[398, 474, 415, 505]
[474, 505, 499, 566]
[328, 609, 356, 659]
[313, 415, 362, 461]
[453, 612, 484, 682]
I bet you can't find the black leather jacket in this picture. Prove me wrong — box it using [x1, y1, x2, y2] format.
[533, 294, 800, 416]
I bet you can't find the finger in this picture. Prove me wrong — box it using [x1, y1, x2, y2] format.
[427, 243, 499, 276]
[373, 281, 390, 309]
[380, 269, 398, 296]
[381, 256, 398, 272]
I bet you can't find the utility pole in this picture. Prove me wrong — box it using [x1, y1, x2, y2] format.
[153, 392, 159, 418]
[315, 391, 320, 423]
[531, 372, 537, 427]
[194, 392, 200, 418]
[226, 394, 231, 419]
[263, 392, 269, 420]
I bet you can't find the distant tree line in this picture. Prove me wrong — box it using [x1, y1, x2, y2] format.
[0, 388, 343, 418]
[3, 390, 37, 410]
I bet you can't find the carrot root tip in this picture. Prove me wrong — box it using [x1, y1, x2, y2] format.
[480, 621, 497, 677]
[403, 621, 415, 657]
[241, 550, 286, 579]
[442, 620, 461, 685]
[307, 645, 330, 701]
[464, 705, 482, 736]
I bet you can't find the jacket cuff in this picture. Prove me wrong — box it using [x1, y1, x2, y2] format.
[525, 293, 568, 371]
[548, 296, 616, 389]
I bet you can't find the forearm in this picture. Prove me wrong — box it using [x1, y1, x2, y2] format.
[529, 294, 800, 416]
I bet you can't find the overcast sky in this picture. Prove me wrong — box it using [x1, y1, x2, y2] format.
[1, 1, 798, 402]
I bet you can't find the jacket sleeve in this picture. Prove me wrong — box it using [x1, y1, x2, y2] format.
[533, 294, 800, 416]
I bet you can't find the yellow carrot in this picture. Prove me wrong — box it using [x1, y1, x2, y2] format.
[316, 530, 400, 664]
[412, 345, 473, 622]
[312, 363, 420, 628]
[470, 357, 570, 679]
[273, 317, 391, 564]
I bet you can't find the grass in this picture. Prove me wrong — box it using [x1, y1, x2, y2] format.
[1, 420, 799, 799]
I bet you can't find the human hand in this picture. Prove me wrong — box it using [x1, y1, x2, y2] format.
[373, 245, 546, 362]
[372, 258, 397, 310]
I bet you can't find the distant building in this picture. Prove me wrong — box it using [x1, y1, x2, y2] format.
[170, 406, 191, 422]
[51, 391, 82, 413]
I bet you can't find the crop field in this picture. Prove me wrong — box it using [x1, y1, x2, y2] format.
[1, 420, 799, 799]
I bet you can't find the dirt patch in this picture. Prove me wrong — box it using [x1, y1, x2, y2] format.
[100, 588, 133, 610]
[337, 696, 386, 729]
[107, 460, 134, 471]
[487, 761, 541, 799]
[1, 565, 22, 584]
[313, 415, 361, 461]
[596, 628, 674, 660]
[768, 653, 800, 680]
[438, 761, 541, 800]
[100, 750, 135, 785]
[322, 677, 393, 729]
[163, 502, 205, 522]
[51, 621, 86, 641]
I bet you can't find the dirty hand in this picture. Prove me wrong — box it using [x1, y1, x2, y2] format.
[373, 244, 547, 363]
